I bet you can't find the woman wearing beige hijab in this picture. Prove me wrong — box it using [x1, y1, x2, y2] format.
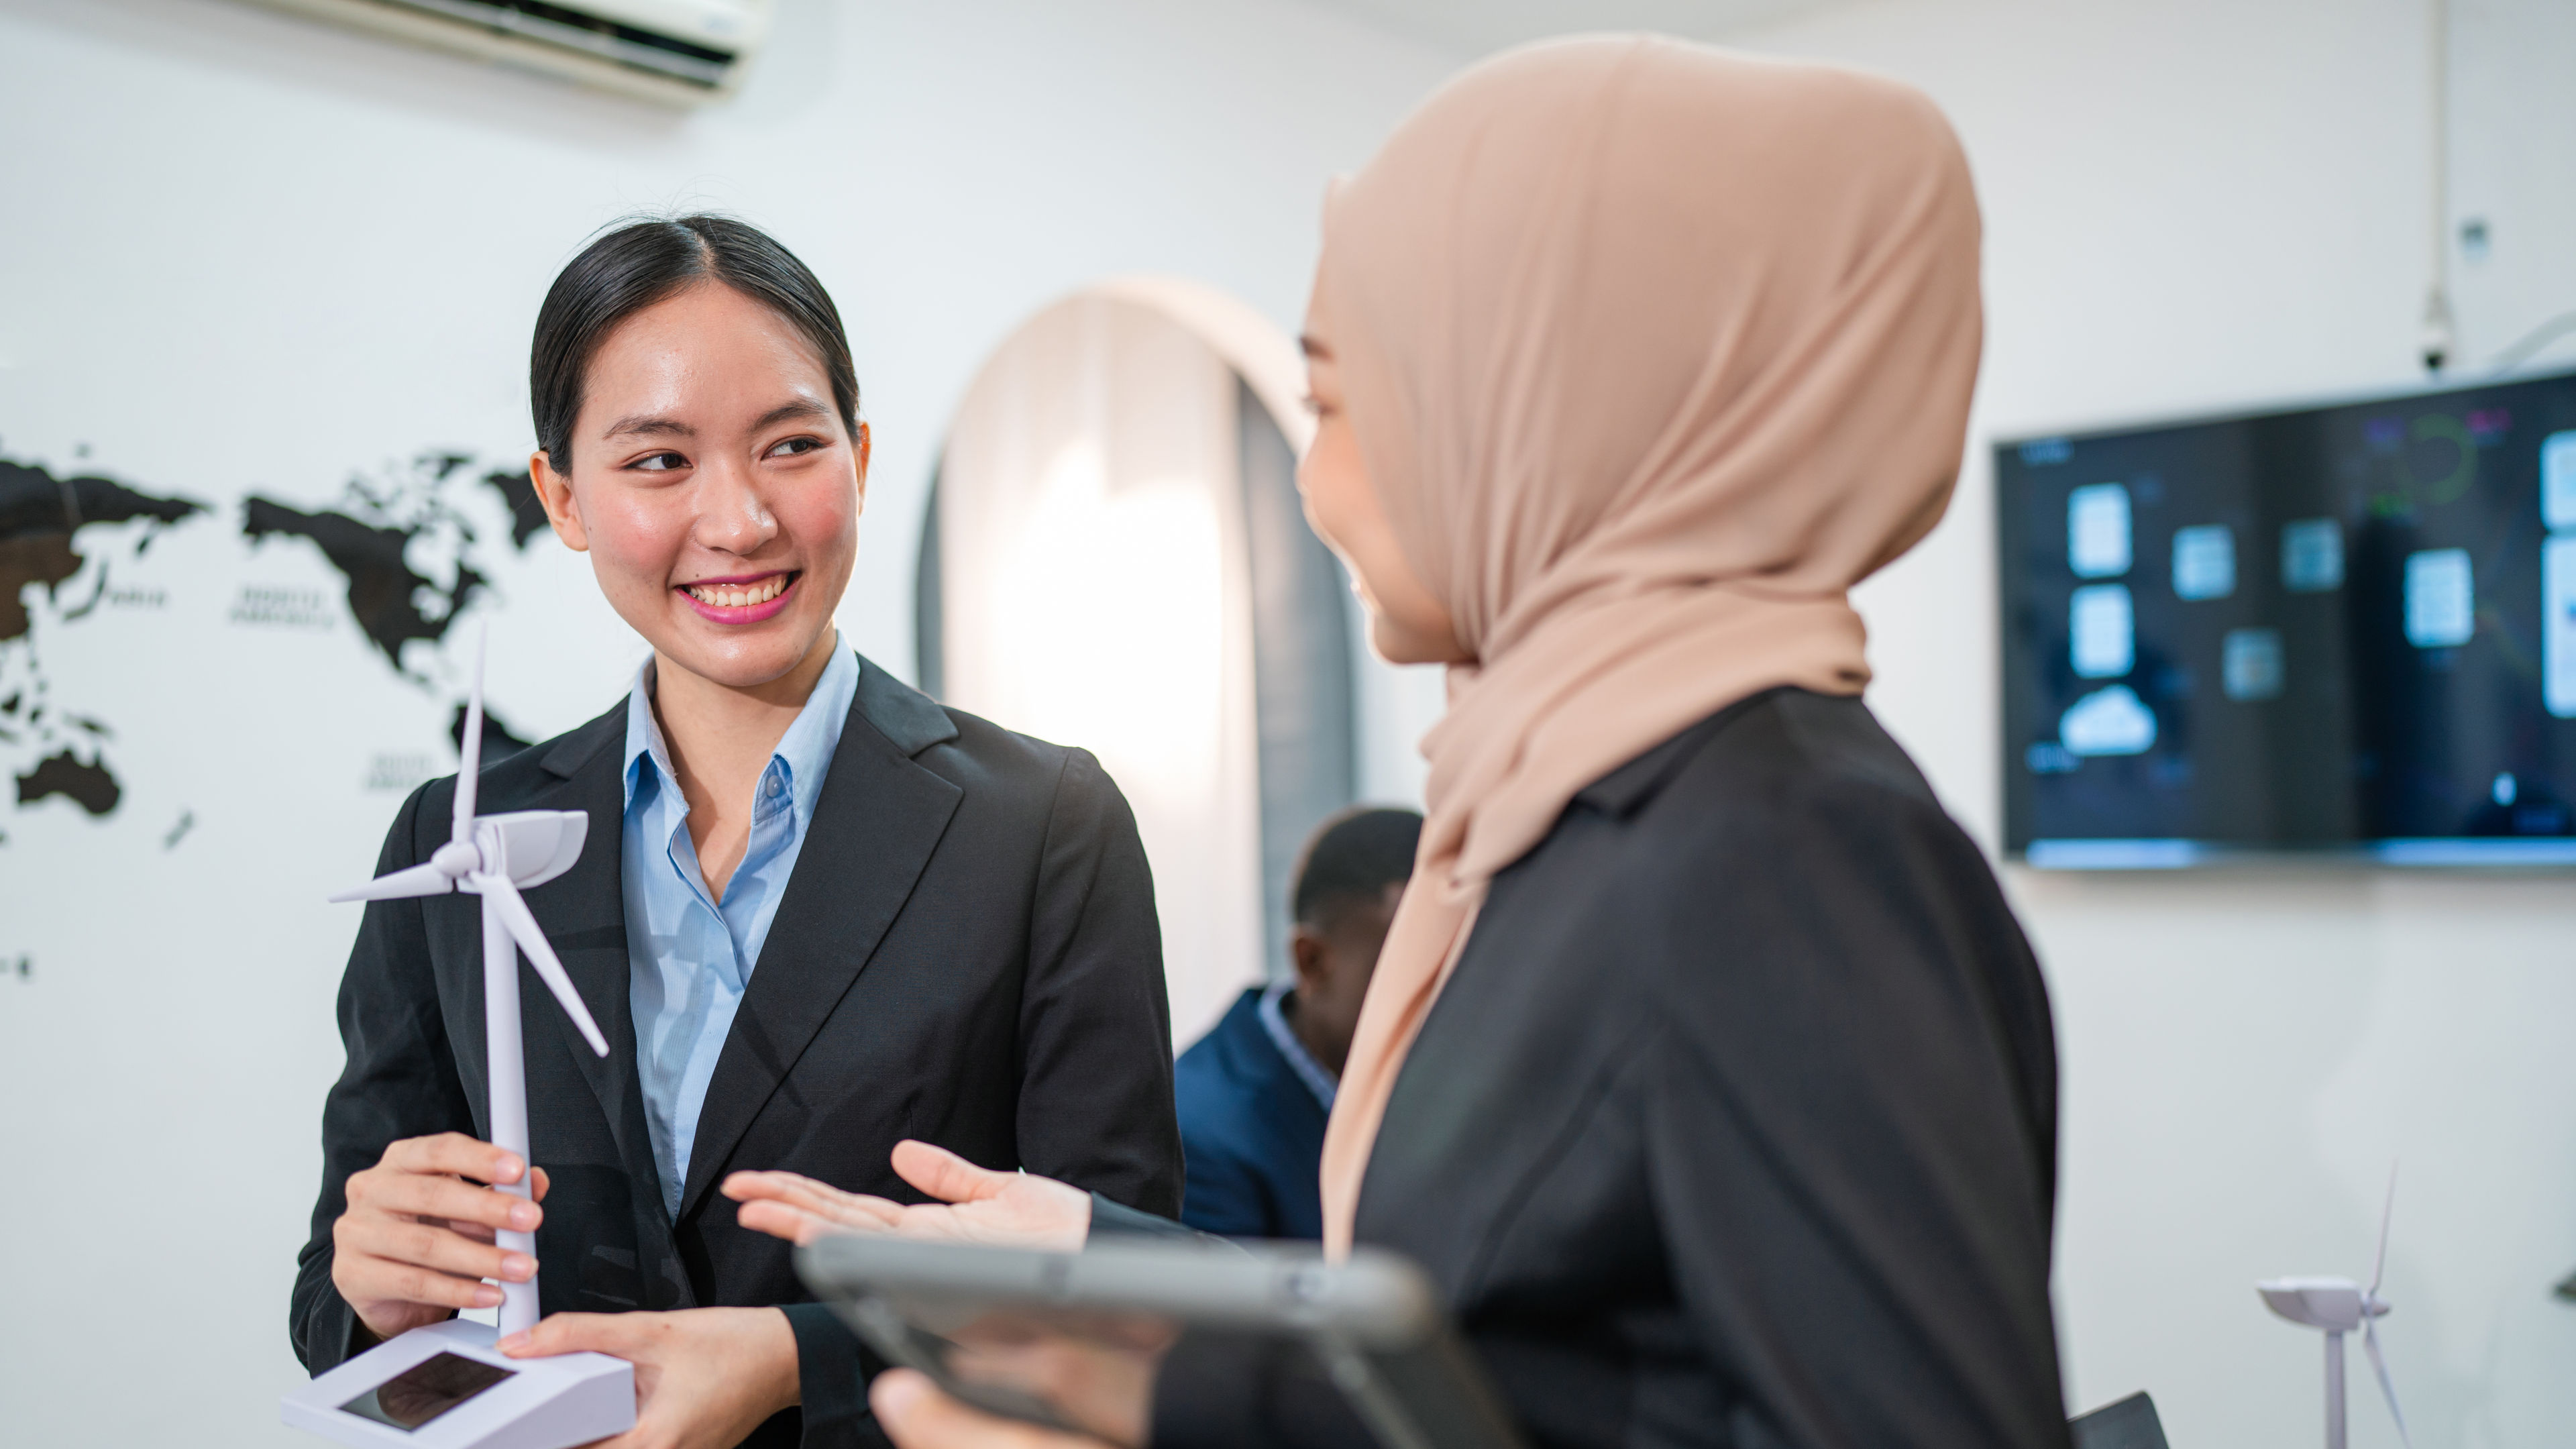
[728, 34, 2070, 1449]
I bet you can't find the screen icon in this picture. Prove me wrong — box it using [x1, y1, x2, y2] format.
[2061, 684, 2157, 756]
[2068, 483, 2132, 578]
[2071, 584, 2134, 678]
[2222, 627, 2284, 701]
[2172, 525, 2236, 600]
[2546, 537, 2576, 718]
[2281, 519, 2343, 592]
[2404, 548, 2475, 648]
[2541, 431, 2576, 531]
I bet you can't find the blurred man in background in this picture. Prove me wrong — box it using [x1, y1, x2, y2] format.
[1173, 806, 1421, 1238]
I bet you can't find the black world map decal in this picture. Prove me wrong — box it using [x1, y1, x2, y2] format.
[1, 448, 545, 827]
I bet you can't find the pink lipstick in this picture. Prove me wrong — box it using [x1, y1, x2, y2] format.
[676, 570, 798, 625]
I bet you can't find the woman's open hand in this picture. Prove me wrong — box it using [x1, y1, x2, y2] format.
[331, 1132, 551, 1344]
[723, 1140, 1090, 1252]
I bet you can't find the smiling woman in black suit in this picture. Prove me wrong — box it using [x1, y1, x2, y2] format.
[288, 215, 1183, 1449]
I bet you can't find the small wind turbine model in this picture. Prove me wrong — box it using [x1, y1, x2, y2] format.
[2257, 1171, 2412, 1449]
[283, 625, 636, 1449]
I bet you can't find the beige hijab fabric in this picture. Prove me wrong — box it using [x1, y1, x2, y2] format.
[1311, 36, 1984, 1257]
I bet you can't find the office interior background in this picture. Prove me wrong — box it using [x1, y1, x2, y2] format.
[2, 0, 2572, 1444]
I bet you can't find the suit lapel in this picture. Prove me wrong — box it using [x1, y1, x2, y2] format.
[524, 708, 662, 1201]
[674, 663, 963, 1220]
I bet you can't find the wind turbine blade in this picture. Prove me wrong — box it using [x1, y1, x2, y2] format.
[329, 861, 456, 902]
[2371, 1163, 2398, 1297]
[453, 621, 487, 843]
[2362, 1315, 2412, 1448]
[482, 875, 611, 1059]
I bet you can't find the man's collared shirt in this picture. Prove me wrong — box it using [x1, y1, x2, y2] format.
[621, 639, 860, 1220]
[1256, 979, 1338, 1112]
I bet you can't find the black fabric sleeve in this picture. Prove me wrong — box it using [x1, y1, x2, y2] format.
[1149, 1332, 1372, 1449]
[1642, 775, 2068, 1449]
[792, 743, 1183, 1447]
[1087, 1192, 1197, 1241]
[759, 740, 1181, 1442]
[1085, 1192, 1239, 1250]
[289, 782, 480, 1375]
[1013, 748, 1184, 1213]
[784, 1300, 881, 1442]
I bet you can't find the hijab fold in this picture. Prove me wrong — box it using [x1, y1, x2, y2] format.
[1311, 36, 1985, 1257]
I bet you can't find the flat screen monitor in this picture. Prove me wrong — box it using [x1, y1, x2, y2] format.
[1996, 368, 2576, 867]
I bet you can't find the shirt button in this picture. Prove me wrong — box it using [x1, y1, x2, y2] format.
[766, 777, 784, 799]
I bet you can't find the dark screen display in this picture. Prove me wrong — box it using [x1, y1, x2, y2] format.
[1997, 369, 2576, 864]
[339, 1351, 515, 1432]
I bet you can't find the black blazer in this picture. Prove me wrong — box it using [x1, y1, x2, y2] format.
[292, 652, 1183, 1448]
[1150, 690, 2068, 1449]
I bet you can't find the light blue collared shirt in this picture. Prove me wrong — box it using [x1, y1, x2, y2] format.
[1256, 980, 1338, 1111]
[621, 639, 861, 1219]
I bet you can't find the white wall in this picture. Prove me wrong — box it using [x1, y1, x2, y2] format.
[1721, 1, 2576, 1445]
[0, 2, 1452, 1442]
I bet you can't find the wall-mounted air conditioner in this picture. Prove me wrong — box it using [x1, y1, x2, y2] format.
[239, 0, 769, 107]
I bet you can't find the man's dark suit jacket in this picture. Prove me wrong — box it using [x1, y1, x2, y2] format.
[1148, 690, 2069, 1449]
[291, 653, 1184, 1448]
[1171, 987, 1327, 1239]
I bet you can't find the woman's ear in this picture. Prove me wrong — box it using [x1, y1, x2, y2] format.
[527, 450, 589, 553]
[852, 421, 872, 513]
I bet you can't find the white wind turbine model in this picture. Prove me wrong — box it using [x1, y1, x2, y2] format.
[2257, 1171, 2412, 1449]
[283, 625, 637, 1449]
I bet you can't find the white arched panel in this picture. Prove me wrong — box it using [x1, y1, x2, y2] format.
[937, 292, 1273, 1049]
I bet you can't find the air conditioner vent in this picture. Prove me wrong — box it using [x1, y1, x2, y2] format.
[241, 0, 769, 106]
[376, 0, 733, 87]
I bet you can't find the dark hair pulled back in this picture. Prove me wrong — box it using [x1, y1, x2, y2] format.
[530, 214, 859, 470]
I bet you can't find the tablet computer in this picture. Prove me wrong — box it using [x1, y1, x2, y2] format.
[796, 1235, 1523, 1449]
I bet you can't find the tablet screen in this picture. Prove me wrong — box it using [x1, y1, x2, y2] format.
[803, 1236, 1523, 1449]
[853, 1296, 1177, 1448]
